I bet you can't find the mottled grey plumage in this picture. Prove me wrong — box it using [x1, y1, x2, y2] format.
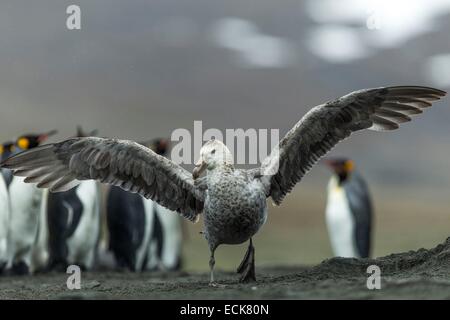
[255, 86, 445, 206]
[1, 85, 446, 283]
[203, 166, 267, 249]
[3, 138, 204, 222]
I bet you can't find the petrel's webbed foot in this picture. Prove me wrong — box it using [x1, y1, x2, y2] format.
[237, 238, 256, 283]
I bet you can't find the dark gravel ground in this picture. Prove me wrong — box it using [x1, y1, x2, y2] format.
[1, 237, 449, 300]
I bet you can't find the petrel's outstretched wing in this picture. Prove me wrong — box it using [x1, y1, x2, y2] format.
[1, 137, 204, 222]
[254, 86, 446, 205]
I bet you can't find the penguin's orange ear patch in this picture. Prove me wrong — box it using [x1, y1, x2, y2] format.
[17, 137, 30, 150]
[0, 145, 3, 155]
[344, 160, 354, 172]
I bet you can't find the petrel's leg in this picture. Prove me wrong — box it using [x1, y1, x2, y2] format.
[208, 242, 222, 286]
[209, 252, 216, 284]
[237, 238, 256, 283]
[208, 245, 227, 287]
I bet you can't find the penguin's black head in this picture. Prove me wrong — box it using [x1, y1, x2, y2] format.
[153, 138, 169, 156]
[16, 130, 58, 151]
[0, 141, 16, 161]
[140, 138, 169, 156]
[324, 157, 354, 184]
[76, 125, 98, 137]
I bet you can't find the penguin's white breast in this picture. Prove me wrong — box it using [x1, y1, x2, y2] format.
[0, 175, 9, 262]
[325, 178, 358, 258]
[66, 181, 100, 257]
[8, 177, 42, 232]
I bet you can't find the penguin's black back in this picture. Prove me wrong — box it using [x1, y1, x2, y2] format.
[47, 186, 83, 269]
[141, 205, 165, 270]
[1, 169, 13, 188]
[107, 186, 146, 271]
[344, 171, 373, 258]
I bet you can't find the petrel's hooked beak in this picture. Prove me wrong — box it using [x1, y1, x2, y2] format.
[192, 158, 207, 180]
[37, 130, 58, 143]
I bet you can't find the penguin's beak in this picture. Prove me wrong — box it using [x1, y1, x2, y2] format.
[320, 158, 334, 168]
[321, 158, 340, 174]
[37, 130, 58, 143]
[193, 158, 207, 180]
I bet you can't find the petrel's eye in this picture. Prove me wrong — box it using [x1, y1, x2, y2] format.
[211, 149, 216, 154]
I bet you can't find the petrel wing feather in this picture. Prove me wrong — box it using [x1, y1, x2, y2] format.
[252, 86, 446, 205]
[1, 137, 205, 222]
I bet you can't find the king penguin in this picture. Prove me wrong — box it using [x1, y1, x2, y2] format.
[107, 138, 183, 271]
[46, 127, 102, 271]
[0, 141, 15, 273]
[7, 130, 57, 274]
[324, 158, 373, 258]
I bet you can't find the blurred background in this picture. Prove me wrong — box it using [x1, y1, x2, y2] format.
[0, 0, 449, 271]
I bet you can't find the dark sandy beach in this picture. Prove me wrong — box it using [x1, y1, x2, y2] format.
[1, 237, 449, 300]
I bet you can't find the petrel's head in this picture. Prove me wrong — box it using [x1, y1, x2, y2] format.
[324, 157, 354, 183]
[193, 139, 233, 179]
